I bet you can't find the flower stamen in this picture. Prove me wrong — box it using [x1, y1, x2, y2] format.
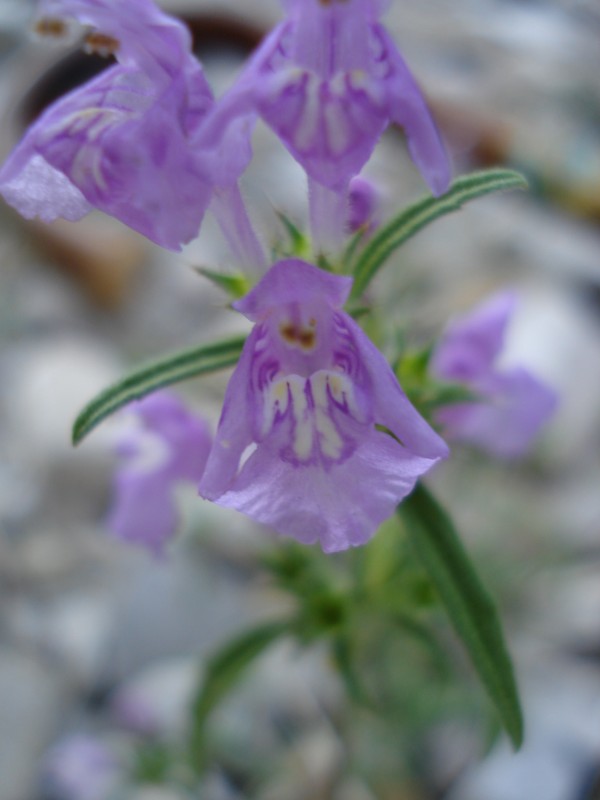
[84, 32, 120, 57]
[279, 322, 317, 351]
[34, 17, 68, 37]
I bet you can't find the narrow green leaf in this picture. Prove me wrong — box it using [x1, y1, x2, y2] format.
[72, 335, 246, 445]
[351, 169, 528, 299]
[194, 266, 250, 299]
[399, 483, 524, 748]
[188, 620, 291, 771]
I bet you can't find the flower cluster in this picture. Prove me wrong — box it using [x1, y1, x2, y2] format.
[0, 0, 264, 268]
[0, 0, 449, 256]
[0, 0, 556, 555]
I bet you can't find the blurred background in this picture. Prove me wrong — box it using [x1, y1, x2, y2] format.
[0, 0, 599, 798]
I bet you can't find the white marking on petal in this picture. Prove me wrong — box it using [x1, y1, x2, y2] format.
[293, 75, 320, 153]
[328, 373, 344, 400]
[324, 102, 349, 156]
[273, 67, 304, 95]
[348, 70, 383, 107]
[320, 370, 361, 417]
[261, 369, 366, 466]
[87, 109, 122, 141]
[312, 372, 348, 461]
[70, 144, 107, 192]
[310, 371, 329, 409]
[329, 72, 347, 97]
[42, 108, 130, 194]
[64, 112, 93, 137]
[239, 442, 258, 470]
[262, 377, 291, 436]
[288, 377, 313, 460]
[116, 417, 170, 475]
[349, 69, 368, 90]
[48, 108, 123, 142]
[315, 407, 343, 459]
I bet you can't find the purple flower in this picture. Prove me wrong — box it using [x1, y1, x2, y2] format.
[200, 0, 450, 248]
[108, 391, 212, 555]
[431, 291, 558, 459]
[205, 0, 449, 194]
[199, 259, 448, 553]
[0, 0, 262, 261]
[42, 734, 120, 800]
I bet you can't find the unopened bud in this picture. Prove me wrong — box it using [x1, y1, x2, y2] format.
[348, 175, 381, 234]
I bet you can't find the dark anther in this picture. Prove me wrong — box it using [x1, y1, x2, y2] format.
[84, 32, 120, 57]
[34, 17, 68, 37]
